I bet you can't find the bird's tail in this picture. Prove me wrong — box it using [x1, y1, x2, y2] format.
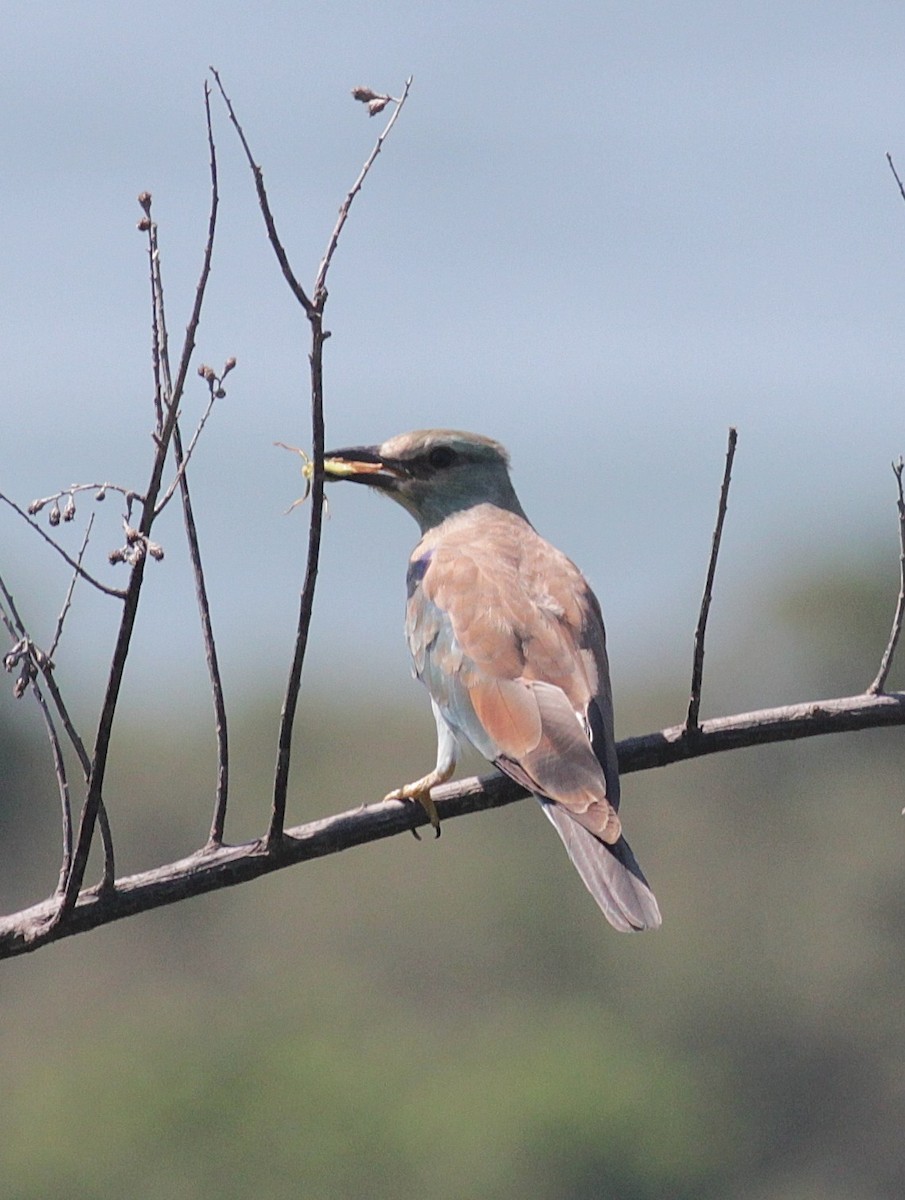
[540, 800, 662, 932]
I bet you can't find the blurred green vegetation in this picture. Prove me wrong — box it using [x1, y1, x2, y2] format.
[2, 555, 905, 1199]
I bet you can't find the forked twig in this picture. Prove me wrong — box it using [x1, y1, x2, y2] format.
[155, 378, 222, 517]
[313, 76, 413, 302]
[272, 79, 413, 846]
[869, 457, 905, 695]
[686, 427, 738, 732]
[210, 69, 413, 846]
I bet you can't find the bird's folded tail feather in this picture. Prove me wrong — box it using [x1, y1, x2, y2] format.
[540, 800, 662, 932]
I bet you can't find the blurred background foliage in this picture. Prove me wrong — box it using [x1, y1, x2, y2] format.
[1, 555, 904, 1200]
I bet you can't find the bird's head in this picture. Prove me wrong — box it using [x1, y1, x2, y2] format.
[321, 429, 527, 532]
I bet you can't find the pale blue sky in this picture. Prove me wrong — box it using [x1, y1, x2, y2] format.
[3, 2, 905, 728]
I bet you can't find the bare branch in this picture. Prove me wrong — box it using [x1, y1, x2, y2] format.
[169, 82, 222, 426]
[155, 361, 233, 518]
[47, 513, 94, 660]
[59, 109, 222, 915]
[269, 331, 325, 847]
[1, 568, 115, 885]
[887, 152, 905, 204]
[686, 427, 738, 732]
[166, 96, 230, 847]
[209, 67, 315, 318]
[869, 457, 905, 694]
[265, 78, 412, 845]
[173, 418, 230, 847]
[313, 77, 414, 302]
[212, 72, 411, 844]
[27, 482, 142, 516]
[3, 688, 904, 961]
[0, 493, 127, 600]
[0, 572, 90, 774]
[29, 682, 75, 890]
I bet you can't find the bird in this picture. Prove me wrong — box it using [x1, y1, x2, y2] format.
[320, 428, 661, 932]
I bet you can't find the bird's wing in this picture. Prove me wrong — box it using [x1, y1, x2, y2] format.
[406, 508, 660, 930]
[406, 508, 620, 840]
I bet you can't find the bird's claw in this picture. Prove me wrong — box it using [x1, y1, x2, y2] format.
[385, 779, 442, 838]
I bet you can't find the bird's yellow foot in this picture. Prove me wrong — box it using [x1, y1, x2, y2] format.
[385, 776, 444, 839]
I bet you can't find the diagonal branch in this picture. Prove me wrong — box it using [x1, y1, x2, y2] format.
[3, 688, 904, 961]
[0, 493, 126, 600]
[154, 382, 220, 517]
[0, 560, 116, 886]
[887, 152, 905, 204]
[48, 512, 95, 661]
[209, 67, 315, 319]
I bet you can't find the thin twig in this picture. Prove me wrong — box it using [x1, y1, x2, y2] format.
[869, 457, 905, 694]
[0, 567, 115, 884]
[253, 78, 412, 845]
[168, 87, 230, 847]
[0, 573, 90, 774]
[37, 653, 115, 887]
[313, 76, 414, 303]
[29, 682, 75, 890]
[48, 513, 94, 660]
[39, 514, 116, 881]
[4, 688, 905, 961]
[154, 385, 219, 516]
[209, 67, 316, 318]
[28, 483, 142, 513]
[887, 152, 905, 204]
[686, 427, 738, 732]
[60, 103, 221, 915]
[168, 83, 222, 428]
[0, 494, 126, 600]
[173, 420, 230, 847]
[269, 314, 325, 846]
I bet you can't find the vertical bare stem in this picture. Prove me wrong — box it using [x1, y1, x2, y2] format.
[686, 427, 738, 733]
[171, 86, 231, 847]
[173, 420, 231, 847]
[269, 317, 326, 846]
[1, 569, 115, 889]
[59, 90, 221, 916]
[868, 457, 905, 695]
[28, 685, 76, 890]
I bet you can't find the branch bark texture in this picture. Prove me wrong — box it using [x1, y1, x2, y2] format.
[2, 689, 902, 961]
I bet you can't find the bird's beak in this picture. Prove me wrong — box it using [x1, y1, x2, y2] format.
[322, 445, 407, 490]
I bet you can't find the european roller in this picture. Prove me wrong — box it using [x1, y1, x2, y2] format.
[322, 429, 661, 932]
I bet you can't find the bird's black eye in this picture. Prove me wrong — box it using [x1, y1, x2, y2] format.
[427, 446, 458, 470]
